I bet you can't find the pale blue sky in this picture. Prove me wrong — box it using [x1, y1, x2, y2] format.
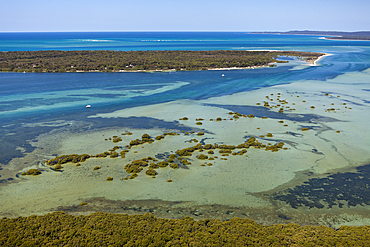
[1, 0, 369, 32]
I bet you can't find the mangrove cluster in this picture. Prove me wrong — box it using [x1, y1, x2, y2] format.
[0, 50, 324, 72]
[41, 128, 285, 181]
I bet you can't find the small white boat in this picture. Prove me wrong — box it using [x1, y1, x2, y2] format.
[222, 74, 225, 77]
[86, 105, 91, 108]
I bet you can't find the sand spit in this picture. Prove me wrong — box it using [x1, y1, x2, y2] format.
[311, 53, 332, 66]
[1, 68, 370, 227]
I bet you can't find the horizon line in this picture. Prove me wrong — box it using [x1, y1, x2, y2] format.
[1, 30, 368, 33]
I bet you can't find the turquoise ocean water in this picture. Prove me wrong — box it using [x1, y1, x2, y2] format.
[0, 32, 370, 178]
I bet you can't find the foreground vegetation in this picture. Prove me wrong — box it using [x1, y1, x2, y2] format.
[1, 212, 369, 246]
[0, 50, 324, 72]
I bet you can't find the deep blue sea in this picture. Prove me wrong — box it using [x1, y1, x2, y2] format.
[1, 32, 370, 169]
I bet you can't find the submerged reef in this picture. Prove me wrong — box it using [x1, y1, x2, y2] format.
[273, 164, 370, 209]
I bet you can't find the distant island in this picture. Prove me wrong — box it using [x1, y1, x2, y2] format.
[251, 31, 370, 40]
[0, 50, 325, 73]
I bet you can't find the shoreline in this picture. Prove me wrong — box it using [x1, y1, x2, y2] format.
[324, 37, 370, 41]
[250, 32, 370, 41]
[310, 53, 331, 66]
[1, 65, 272, 73]
[70, 54, 330, 72]
[0, 65, 274, 73]
[1, 60, 309, 74]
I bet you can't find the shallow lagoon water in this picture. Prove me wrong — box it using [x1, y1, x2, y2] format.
[1, 33, 370, 227]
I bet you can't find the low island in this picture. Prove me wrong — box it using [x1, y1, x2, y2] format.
[252, 31, 370, 41]
[0, 50, 325, 73]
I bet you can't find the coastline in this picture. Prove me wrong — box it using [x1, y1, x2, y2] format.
[310, 53, 331, 66]
[9, 64, 273, 73]
[250, 31, 370, 41]
[4, 60, 307, 73]
[324, 37, 370, 41]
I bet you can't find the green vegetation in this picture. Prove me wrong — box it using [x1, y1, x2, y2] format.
[124, 157, 157, 174]
[25, 169, 41, 176]
[109, 151, 119, 158]
[170, 163, 179, 169]
[112, 137, 122, 143]
[197, 154, 209, 160]
[145, 169, 158, 176]
[157, 161, 169, 167]
[54, 164, 63, 170]
[129, 134, 154, 147]
[0, 212, 369, 246]
[0, 50, 324, 72]
[155, 135, 164, 140]
[46, 154, 90, 166]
